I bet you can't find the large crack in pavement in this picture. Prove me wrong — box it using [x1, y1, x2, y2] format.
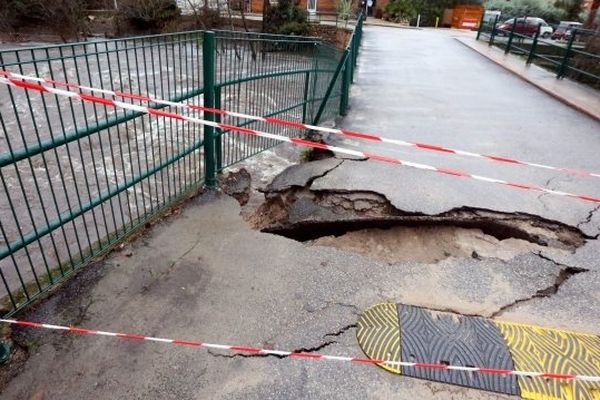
[489, 254, 589, 318]
[207, 323, 357, 360]
[577, 204, 600, 234]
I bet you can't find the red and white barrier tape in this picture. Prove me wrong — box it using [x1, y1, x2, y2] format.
[1, 318, 599, 382]
[1, 69, 599, 179]
[2, 76, 600, 204]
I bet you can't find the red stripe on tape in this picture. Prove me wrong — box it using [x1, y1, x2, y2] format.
[116, 333, 146, 341]
[172, 339, 203, 347]
[559, 168, 589, 176]
[230, 346, 263, 353]
[541, 372, 576, 380]
[485, 154, 521, 164]
[364, 153, 401, 164]
[114, 91, 152, 102]
[351, 357, 384, 364]
[9, 79, 48, 93]
[415, 143, 455, 154]
[219, 123, 257, 135]
[504, 182, 541, 191]
[290, 138, 330, 150]
[341, 129, 382, 141]
[437, 168, 469, 177]
[190, 105, 224, 115]
[415, 363, 449, 370]
[79, 94, 116, 107]
[148, 108, 185, 120]
[13, 320, 43, 328]
[69, 327, 97, 334]
[574, 194, 600, 203]
[264, 117, 306, 129]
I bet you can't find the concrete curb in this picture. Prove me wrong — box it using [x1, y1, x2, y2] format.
[363, 21, 422, 30]
[456, 37, 600, 123]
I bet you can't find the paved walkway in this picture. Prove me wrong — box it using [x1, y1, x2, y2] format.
[457, 36, 600, 122]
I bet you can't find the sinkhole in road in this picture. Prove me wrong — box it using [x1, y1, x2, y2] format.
[307, 225, 552, 264]
[249, 188, 588, 265]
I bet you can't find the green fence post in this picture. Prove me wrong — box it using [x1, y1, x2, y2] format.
[350, 34, 356, 83]
[340, 54, 351, 116]
[203, 31, 216, 189]
[527, 23, 541, 65]
[312, 48, 350, 125]
[476, 13, 485, 41]
[214, 86, 223, 171]
[489, 15, 499, 46]
[302, 71, 311, 123]
[557, 30, 576, 79]
[505, 19, 517, 54]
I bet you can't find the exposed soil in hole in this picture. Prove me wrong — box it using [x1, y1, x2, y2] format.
[244, 159, 590, 264]
[308, 225, 551, 264]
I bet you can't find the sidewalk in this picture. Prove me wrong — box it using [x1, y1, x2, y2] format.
[456, 36, 600, 123]
[362, 18, 419, 29]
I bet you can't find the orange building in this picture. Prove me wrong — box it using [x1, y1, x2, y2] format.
[450, 4, 484, 29]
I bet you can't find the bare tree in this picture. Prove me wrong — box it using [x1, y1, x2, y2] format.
[584, 0, 599, 29]
[262, 0, 271, 32]
[187, 0, 208, 28]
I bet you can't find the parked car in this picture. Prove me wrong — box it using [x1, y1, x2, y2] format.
[551, 21, 583, 40]
[495, 17, 553, 38]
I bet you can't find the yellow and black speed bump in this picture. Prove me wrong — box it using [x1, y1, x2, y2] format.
[356, 303, 401, 374]
[356, 303, 600, 399]
[496, 321, 600, 400]
[398, 304, 518, 395]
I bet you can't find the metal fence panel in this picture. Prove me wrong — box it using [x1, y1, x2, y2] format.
[0, 19, 363, 316]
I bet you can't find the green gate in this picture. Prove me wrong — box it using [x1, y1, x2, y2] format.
[0, 16, 364, 316]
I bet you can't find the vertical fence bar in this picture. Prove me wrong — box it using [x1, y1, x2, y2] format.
[527, 23, 542, 65]
[203, 31, 216, 188]
[340, 52, 351, 116]
[476, 14, 485, 40]
[302, 71, 311, 123]
[489, 15, 499, 46]
[214, 85, 223, 171]
[557, 30, 577, 79]
[312, 48, 350, 125]
[505, 19, 517, 54]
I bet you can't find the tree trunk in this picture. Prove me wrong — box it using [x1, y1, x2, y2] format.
[262, 0, 271, 32]
[584, 0, 599, 29]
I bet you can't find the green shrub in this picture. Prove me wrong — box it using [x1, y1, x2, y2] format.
[278, 21, 310, 35]
[120, 0, 181, 30]
[383, 0, 417, 23]
[264, 0, 309, 35]
[336, 0, 354, 27]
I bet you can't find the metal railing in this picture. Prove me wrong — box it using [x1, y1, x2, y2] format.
[0, 16, 364, 316]
[477, 16, 600, 87]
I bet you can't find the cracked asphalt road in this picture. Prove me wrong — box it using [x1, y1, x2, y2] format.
[2, 194, 583, 400]
[3, 26, 600, 399]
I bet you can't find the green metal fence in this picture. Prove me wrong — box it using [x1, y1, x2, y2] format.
[477, 16, 600, 87]
[0, 17, 364, 316]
